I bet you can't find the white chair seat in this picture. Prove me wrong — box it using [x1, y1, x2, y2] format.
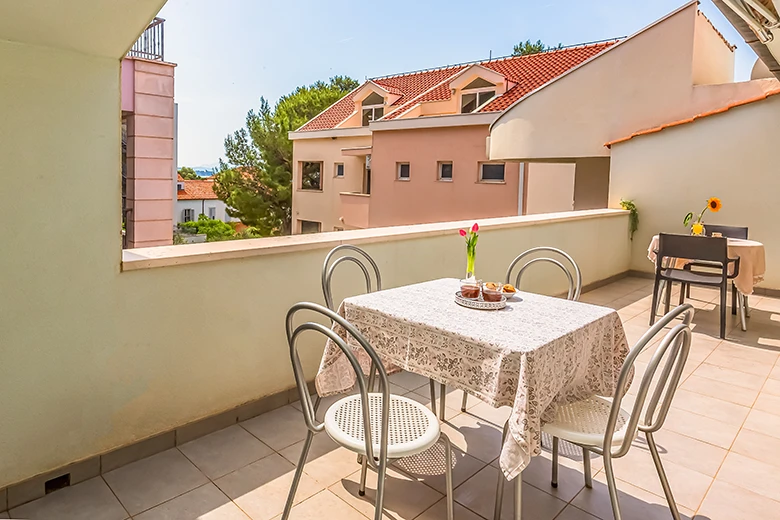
[324, 393, 440, 459]
[542, 396, 634, 448]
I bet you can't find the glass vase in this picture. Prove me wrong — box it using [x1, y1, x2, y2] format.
[466, 251, 476, 279]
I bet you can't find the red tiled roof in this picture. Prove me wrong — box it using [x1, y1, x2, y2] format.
[605, 87, 780, 147]
[298, 40, 619, 130]
[177, 178, 219, 200]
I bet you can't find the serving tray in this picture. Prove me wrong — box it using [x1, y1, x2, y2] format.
[455, 291, 507, 310]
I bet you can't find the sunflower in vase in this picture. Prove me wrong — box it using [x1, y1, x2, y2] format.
[683, 197, 722, 236]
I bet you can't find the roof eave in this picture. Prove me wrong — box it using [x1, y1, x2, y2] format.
[712, 0, 780, 80]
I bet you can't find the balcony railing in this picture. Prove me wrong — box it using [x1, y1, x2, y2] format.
[127, 17, 165, 61]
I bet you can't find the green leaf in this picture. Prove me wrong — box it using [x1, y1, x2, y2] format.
[683, 212, 693, 226]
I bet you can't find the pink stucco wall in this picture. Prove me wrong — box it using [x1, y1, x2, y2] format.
[368, 125, 520, 227]
[121, 59, 135, 112]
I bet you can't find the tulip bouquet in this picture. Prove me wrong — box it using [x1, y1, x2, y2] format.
[459, 223, 479, 278]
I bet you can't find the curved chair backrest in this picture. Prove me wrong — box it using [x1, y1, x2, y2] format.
[322, 245, 382, 311]
[286, 302, 390, 469]
[505, 247, 582, 301]
[705, 224, 748, 240]
[605, 304, 693, 458]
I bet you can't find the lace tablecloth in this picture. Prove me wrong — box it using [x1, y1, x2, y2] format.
[315, 278, 629, 480]
[647, 235, 765, 295]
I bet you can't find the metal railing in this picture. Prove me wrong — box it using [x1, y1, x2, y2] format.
[127, 17, 165, 61]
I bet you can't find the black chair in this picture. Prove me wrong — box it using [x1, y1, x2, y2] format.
[683, 225, 748, 315]
[651, 234, 739, 339]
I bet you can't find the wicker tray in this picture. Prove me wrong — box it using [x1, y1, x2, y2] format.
[455, 291, 507, 310]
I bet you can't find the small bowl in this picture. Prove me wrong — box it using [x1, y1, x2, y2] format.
[460, 279, 482, 300]
[482, 283, 504, 302]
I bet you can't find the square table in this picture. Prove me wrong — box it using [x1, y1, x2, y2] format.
[315, 278, 629, 517]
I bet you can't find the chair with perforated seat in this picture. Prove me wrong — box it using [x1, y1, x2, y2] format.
[282, 302, 454, 520]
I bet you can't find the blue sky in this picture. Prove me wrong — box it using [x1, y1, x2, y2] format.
[157, 0, 758, 168]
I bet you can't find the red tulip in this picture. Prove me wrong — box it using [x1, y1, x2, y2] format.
[471, 223, 479, 233]
[459, 229, 467, 237]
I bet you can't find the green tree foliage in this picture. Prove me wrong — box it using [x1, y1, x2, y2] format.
[214, 76, 360, 236]
[178, 166, 200, 180]
[178, 215, 236, 242]
[512, 39, 563, 56]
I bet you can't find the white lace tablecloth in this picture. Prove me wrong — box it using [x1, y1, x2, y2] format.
[315, 278, 628, 480]
[647, 235, 765, 295]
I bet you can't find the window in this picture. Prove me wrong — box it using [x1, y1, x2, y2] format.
[208, 207, 216, 219]
[335, 163, 344, 178]
[300, 220, 321, 234]
[397, 163, 410, 180]
[461, 78, 496, 113]
[334, 226, 344, 232]
[480, 163, 506, 182]
[182, 208, 195, 222]
[361, 92, 385, 126]
[301, 161, 322, 190]
[438, 162, 453, 181]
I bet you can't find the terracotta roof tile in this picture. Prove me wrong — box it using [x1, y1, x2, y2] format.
[298, 40, 619, 130]
[177, 178, 220, 200]
[605, 87, 780, 147]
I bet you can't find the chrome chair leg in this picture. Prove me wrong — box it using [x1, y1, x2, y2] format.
[602, 453, 622, 520]
[282, 430, 314, 519]
[374, 456, 389, 520]
[428, 379, 437, 417]
[461, 391, 468, 412]
[582, 447, 593, 489]
[551, 436, 559, 488]
[646, 432, 682, 520]
[514, 474, 522, 520]
[439, 382, 447, 421]
[493, 421, 510, 520]
[441, 433, 455, 520]
[745, 295, 751, 317]
[358, 452, 369, 496]
[737, 290, 747, 332]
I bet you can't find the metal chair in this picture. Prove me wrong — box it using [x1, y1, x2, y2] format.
[493, 304, 694, 520]
[322, 245, 443, 421]
[461, 247, 582, 412]
[682, 225, 749, 330]
[283, 303, 454, 520]
[651, 234, 737, 339]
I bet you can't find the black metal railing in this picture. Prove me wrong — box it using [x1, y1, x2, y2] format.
[127, 17, 165, 61]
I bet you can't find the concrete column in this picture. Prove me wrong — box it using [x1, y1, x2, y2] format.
[124, 58, 176, 248]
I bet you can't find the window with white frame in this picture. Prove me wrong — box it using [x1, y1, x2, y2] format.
[208, 207, 216, 219]
[461, 78, 496, 114]
[397, 163, 410, 180]
[182, 208, 195, 222]
[438, 162, 453, 181]
[335, 163, 344, 178]
[479, 163, 506, 182]
[361, 92, 385, 126]
[299, 220, 321, 234]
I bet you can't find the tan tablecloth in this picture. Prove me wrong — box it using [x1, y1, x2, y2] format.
[647, 235, 765, 295]
[315, 278, 629, 480]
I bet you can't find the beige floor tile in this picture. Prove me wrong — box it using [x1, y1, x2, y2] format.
[570, 471, 694, 520]
[179, 425, 273, 480]
[679, 375, 759, 407]
[104, 449, 208, 516]
[438, 414, 503, 463]
[609, 447, 712, 511]
[453, 465, 566, 520]
[133, 483, 249, 520]
[661, 407, 741, 449]
[414, 497, 483, 520]
[730, 428, 780, 468]
[278, 433, 362, 488]
[392, 445, 486, 495]
[742, 408, 780, 439]
[696, 479, 780, 520]
[9, 478, 127, 520]
[715, 340, 780, 364]
[769, 362, 780, 381]
[215, 453, 324, 520]
[555, 505, 601, 520]
[404, 391, 462, 422]
[716, 451, 780, 503]
[329, 466, 442, 520]
[752, 391, 780, 415]
[691, 363, 765, 391]
[515, 448, 588, 504]
[762, 377, 780, 397]
[705, 350, 775, 378]
[644, 429, 727, 477]
[670, 389, 751, 426]
[460, 401, 511, 428]
[270, 490, 365, 520]
[240, 405, 310, 451]
[389, 371, 431, 392]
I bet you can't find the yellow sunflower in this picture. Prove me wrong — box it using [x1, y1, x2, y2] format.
[707, 197, 722, 212]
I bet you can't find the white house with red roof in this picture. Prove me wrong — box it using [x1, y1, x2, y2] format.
[175, 175, 239, 224]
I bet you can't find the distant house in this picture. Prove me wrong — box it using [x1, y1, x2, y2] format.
[175, 175, 239, 224]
